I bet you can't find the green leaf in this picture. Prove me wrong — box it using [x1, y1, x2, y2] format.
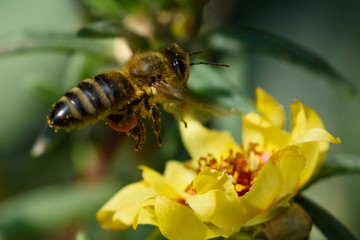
[80, 0, 164, 19]
[77, 20, 148, 49]
[147, 227, 167, 240]
[80, 0, 126, 18]
[77, 20, 126, 38]
[295, 195, 357, 240]
[304, 154, 360, 189]
[0, 31, 114, 60]
[0, 181, 119, 239]
[207, 26, 357, 96]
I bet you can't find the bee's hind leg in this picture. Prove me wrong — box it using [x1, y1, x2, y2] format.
[128, 118, 146, 151]
[107, 114, 145, 151]
[149, 105, 162, 147]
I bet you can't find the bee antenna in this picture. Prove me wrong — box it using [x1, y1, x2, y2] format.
[188, 50, 203, 56]
[190, 62, 230, 67]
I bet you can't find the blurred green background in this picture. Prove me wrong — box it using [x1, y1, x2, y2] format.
[0, 0, 359, 239]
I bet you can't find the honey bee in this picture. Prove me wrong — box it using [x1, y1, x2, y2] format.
[48, 43, 229, 150]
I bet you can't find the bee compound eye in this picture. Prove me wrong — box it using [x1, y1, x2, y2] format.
[173, 59, 179, 67]
[173, 59, 186, 78]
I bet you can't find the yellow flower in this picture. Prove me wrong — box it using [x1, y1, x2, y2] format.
[97, 88, 340, 239]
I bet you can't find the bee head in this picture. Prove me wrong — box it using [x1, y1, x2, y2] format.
[161, 43, 190, 84]
[160, 44, 229, 88]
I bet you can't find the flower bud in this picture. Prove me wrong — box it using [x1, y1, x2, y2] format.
[264, 203, 312, 240]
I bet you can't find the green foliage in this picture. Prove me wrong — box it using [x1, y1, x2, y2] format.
[0, 0, 359, 240]
[296, 153, 360, 239]
[296, 195, 357, 240]
[0, 181, 119, 239]
[77, 20, 133, 38]
[303, 154, 360, 190]
[0, 32, 113, 59]
[81, 0, 126, 18]
[206, 27, 357, 96]
[147, 228, 167, 240]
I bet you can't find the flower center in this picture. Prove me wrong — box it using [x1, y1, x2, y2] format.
[195, 143, 269, 196]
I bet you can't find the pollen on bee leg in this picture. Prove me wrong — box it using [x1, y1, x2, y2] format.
[107, 115, 138, 132]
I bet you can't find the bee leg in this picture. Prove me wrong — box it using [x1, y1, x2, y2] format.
[149, 105, 162, 146]
[128, 118, 146, 151]
[107, 114, 145, 150]
[107, 114, 137, 132]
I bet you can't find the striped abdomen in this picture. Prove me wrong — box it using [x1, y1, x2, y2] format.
[49, 72, 134, 129]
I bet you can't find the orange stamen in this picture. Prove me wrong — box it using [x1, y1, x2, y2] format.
[194, 143, 268, 196]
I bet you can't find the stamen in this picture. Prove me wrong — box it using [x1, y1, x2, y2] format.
[177, 197, 187, 205]
[193, 143, 268, 197]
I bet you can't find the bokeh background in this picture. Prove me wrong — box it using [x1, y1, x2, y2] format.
[0, 0, 359, 239]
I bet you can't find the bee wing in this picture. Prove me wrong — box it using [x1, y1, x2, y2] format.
[153, 80, 238, 118]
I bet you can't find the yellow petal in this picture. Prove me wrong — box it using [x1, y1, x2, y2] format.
[97, 182, 156, 230]
[187, 168, 259, 233]
[140, 165, 183, 200]
[163, 160, 197, 193]
[240, 157, 281, 214]
[193, 167, 238, 196]
[188, 187, 286, 233]
[242, 113, 290, 152]
[133, 198, 157, 230]
[241, 146, 306, 226]
[290, 100, 327, 141]
[187, 190, 244, 234]
[292, 128, 341, 145]
[289, 100, 340, 187]
[180, 118, 239, 163]
[290, 100, 307, 141]
[155, 196, 218, 240]
[302, 103, 325, 129]
[255, 87, 286, 129]
[245, 207, 286, 227]
[296, 142, 328, 188]
[291, 128, 340, 188]
[270, 146, 306, 199]
[188, 147, 305, 232]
